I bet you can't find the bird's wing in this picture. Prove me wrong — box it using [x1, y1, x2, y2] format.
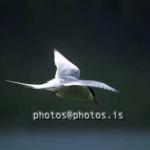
[63, 80, 118, 93]
[54, 49, 80, 79]
[5, 80, 43, 89]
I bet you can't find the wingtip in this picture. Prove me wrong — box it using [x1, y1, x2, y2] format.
[54, 48, 59, 54]
[113, 89, 119, 93]
[54, 49, 65, 60]
[54, 48, 62, 57]
[5, 80, 11, 83]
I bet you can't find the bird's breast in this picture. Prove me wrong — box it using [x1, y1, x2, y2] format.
[56, 86, 93, 100]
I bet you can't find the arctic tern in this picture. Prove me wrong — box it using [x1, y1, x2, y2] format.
[6, 49, 118, 105]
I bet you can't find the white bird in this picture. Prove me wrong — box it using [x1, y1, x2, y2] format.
[6, 49, 118, 105]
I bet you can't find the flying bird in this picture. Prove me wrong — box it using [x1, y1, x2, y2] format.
[6, 49, 118, 105]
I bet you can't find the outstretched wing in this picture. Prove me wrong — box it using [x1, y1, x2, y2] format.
[63, 80, 118, 93]
[5, 80, 42, 89]
[54, 49, 80, 79]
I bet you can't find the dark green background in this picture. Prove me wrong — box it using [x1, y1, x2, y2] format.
[0, 0, 150, 127]
[0, 1, 150, 149]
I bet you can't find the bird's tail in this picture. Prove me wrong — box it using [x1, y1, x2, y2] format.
[5, 80, 42, 89]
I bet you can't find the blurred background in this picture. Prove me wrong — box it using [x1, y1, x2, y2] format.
[0, 0, 150, 149]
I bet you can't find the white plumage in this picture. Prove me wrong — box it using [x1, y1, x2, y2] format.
[6, 49, 118, 104]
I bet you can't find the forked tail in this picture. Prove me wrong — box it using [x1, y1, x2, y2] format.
[5, 80, 42, 89]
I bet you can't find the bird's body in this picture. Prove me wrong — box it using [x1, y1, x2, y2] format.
[6, 49, 118, 104]
[55, 86, 94, 100]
